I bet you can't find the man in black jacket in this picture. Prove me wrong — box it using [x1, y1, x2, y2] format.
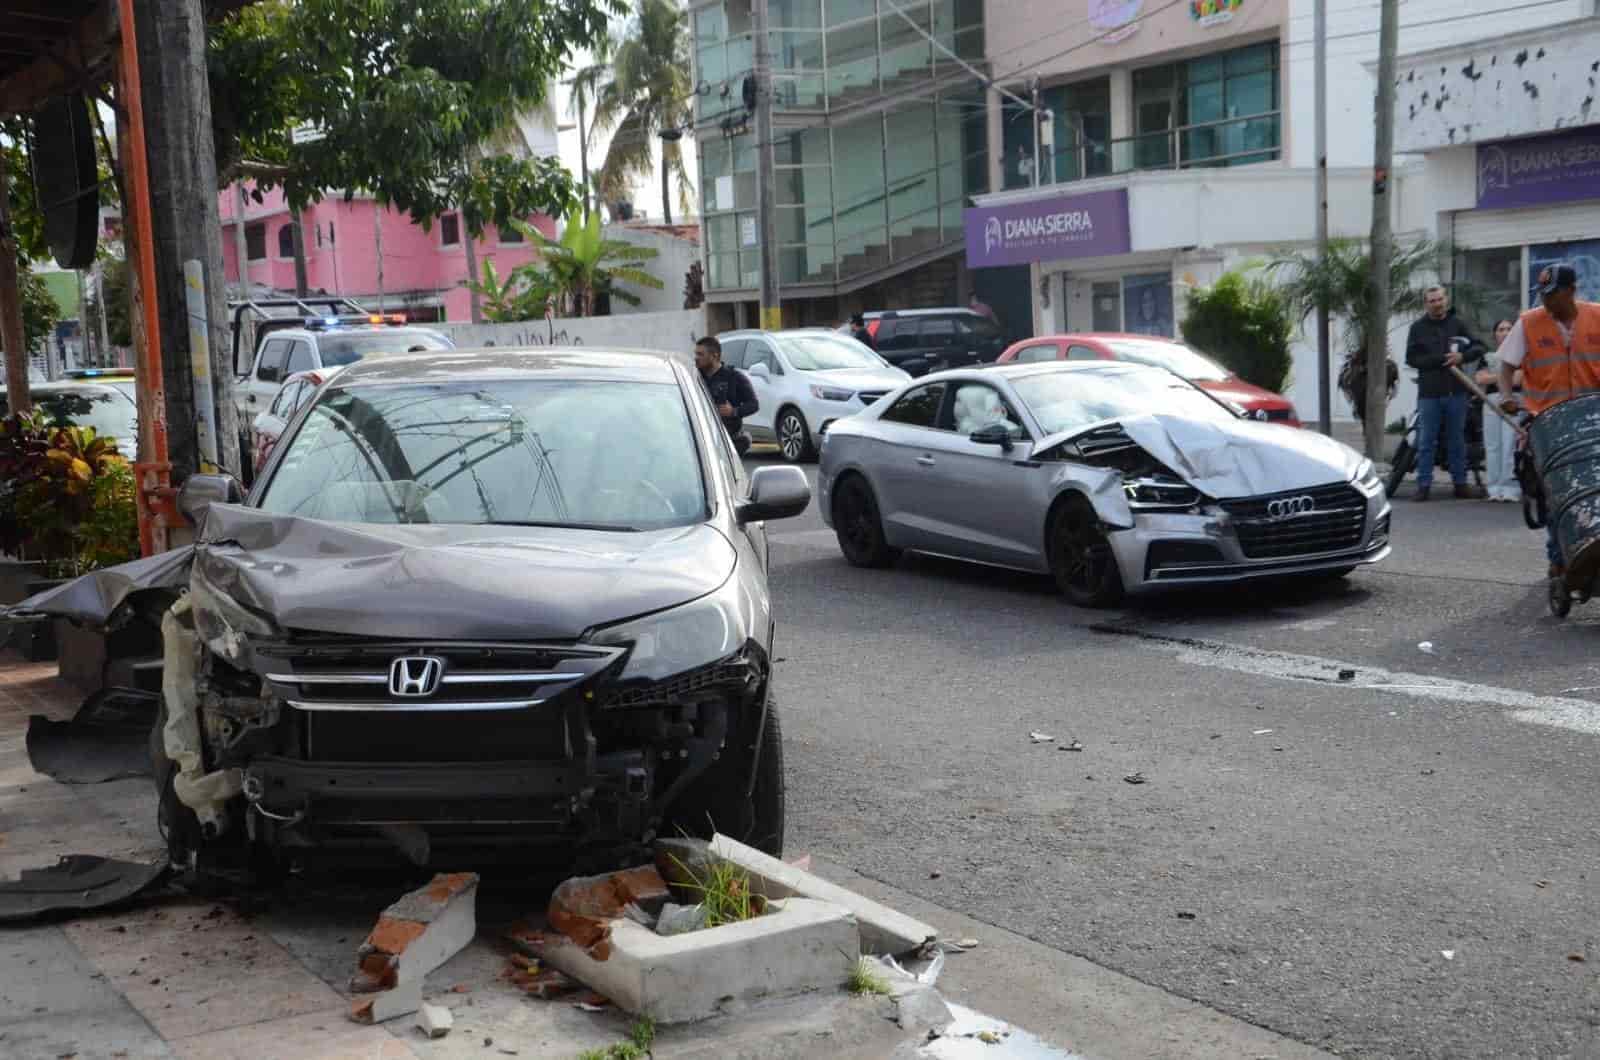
[694, 336, 759, 454]
[1404, 285, 1485, 500]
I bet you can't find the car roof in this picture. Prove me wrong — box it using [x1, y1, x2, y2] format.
[330, 347, 683, 386]
[32, 380, 133, 397]
[969, 360, 1157, 382]
[271, 324, 445, 341]
[716, 328, 848, 339]
[861, 307, 982, 319]
[1028, 332, 1187, 344]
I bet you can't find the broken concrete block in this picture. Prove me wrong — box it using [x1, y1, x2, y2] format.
[349, 978, 423, 1025]
[543, 896, 859, 1024]
[416, 1002, 454, 1039]
[548, 863, 671, 959]
[351, 872, 479, 994]
[706, 834, 938, 955]
[655, 902, 708, 936]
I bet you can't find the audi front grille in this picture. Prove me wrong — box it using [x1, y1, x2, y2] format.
[1220, 483, 1367, 560]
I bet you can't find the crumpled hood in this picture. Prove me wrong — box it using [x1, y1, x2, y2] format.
[193, 504, 736, 641]
[1042, 413, 1365, 499]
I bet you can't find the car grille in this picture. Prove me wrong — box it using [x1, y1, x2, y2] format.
[1220, 483, 1366, 560]
[857, 390, 889, 405]
[258, 639, 622, 713]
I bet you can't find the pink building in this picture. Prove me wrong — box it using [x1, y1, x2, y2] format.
[218, 183, 556, 322]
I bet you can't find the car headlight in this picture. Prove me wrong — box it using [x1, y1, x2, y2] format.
[1123, 477, 1201, 510]
[810, 385, 854, 402]
[587, 577, 752, 684]
[190, 566, 276, 664]
[1354, 459, 1381, 493]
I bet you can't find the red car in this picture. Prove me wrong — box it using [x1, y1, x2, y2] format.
[995, 333, 1301, 426]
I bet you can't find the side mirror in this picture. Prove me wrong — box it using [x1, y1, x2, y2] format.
[969, 423, 1015, 452]
[178, 473, 245, 528]
[736, 465, 810, 524]
[747, 362, 770, 380]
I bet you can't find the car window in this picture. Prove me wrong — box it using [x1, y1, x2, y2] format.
[1013, 367, 1236, 436]
[257, 339, 290, 383]
[1104, 338, 1231, 382]
[2, 388, 138, 443]
[958, 317, 1003, 342]
[269, 380, 302, 417]
[719, 339, 748, 369]
[880, 382, 946, 429]
[285, 341, 316, 376]
[1013, 343, 1059, 364]
[919, 318, 958, 348]
[1065, 344, 1103, 361]
[777, 333, 883, 371]
[293, 378, 323, 414]
[946, 383, 1026, 438]
[316, 329, 452, 367]
[877, 320, 918, 352]
[689, 375, 744, 494]
[744, 340, 779, 374]
[260, 379, 709, 529]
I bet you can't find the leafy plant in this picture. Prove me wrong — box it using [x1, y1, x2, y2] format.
[847, 958, 892, 997]
[1, 415, 135, 578]
[667, 852, 763, 928]
[520, 209, 663, 317]
[465, 258, 557, 323]
[592, 0, 693, 223]
[576, 1018, 655, 1060]
[1179, 272, 1293, 392]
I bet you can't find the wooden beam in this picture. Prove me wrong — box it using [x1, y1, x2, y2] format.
[0, 1, 112, 115]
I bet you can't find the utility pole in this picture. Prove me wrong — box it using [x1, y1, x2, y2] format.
[289, 206, 309, 297]
[233, 183, 251, 305]
[752, 0, 781, 330]
[0, 148, 29, 415]
[132, 0, 242, 481]
[95, 261, 110, 365]
[1314, 0, 1331, 435]
[1364, 0, 1399, 460]
[1031, 80, 1042, 188]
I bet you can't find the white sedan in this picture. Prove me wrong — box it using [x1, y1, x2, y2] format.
[715, 329, 911, 462]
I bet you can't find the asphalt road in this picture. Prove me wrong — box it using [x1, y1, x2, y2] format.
[755, 452, 1600, 1060]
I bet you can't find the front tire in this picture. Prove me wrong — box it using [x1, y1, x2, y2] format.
[665, 695, 785, 857]
[832, 475, 899, 568]
[1385, 438, 1414, 498]
[777, 407, 815, 463]
[1049, 496, 1125, 608]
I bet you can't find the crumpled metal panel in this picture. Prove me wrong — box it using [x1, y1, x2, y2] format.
[2, 546, 194, 627]
[0, 855, 171, 923]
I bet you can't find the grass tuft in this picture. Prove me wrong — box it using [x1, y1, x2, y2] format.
[668, 853, 763, 927]
[846, 957, 892, 997]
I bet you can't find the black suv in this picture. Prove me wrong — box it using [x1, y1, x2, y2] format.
[847, 309, 1009, 377]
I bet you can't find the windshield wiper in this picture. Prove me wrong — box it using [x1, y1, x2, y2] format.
[482, 520, 644, 532]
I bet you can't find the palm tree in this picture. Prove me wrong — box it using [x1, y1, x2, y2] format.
[1270, 237, 1488, 432]
[513, 208, 663, 317]
[566, 40, 614, 221]
[592, 0, 693, 224]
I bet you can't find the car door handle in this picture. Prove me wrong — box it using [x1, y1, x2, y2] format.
[915, 455, 936, 467]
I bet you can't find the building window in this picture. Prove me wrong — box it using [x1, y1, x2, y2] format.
[1455, 246, 1523, 334]
[277, 222, 296, 259]
[440, 214, 461, 246]
[1131, 41, 1279, 171]
[498, 223, 525, 244]
[245, 222, 267, 261]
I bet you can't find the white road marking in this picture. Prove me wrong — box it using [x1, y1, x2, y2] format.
[1095, 628, 1600, 736]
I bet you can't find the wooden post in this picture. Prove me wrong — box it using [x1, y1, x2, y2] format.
[0, 147, 30, 414]
[1364, 0, 1399, 460]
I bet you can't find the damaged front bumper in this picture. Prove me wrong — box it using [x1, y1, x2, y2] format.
[1112, 480, 1392, 592]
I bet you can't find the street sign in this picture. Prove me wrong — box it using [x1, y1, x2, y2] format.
[290, 123, 326, 145]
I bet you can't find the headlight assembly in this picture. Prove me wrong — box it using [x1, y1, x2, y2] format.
[586, 577, 752, 684]
[810, 385, 854, 402]
[1354, 459, 1382, 493]
[1123, 477, 1201, 510]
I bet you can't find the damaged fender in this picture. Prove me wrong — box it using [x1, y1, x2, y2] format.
[2, 546, 194, 628]
[1048, 463, 1135, 528]
[161, 597, 242, 837]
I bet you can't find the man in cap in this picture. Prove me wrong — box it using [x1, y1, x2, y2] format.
[1497, 263, 1600, 579]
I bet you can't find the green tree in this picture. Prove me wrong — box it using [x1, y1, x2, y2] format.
[1179, 272, 1293, 392]
[84, 257, 131, 349]
[592, 0, 692, 223]
[566, 39, 616, 220]
[207, 0, 618, 236]
[1269, 237, 1487, 423]
[19, 270, 60, 352]
[514, 209, 662, 317]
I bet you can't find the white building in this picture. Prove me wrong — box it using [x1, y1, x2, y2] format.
[968, 0, 1598, 421]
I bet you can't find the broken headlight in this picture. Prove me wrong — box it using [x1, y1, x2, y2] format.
[587, 576, 752, 684]
[1353, 459, 1382, 494]
[190, 567, 276, 665]
[1122, 476, 1201, 510]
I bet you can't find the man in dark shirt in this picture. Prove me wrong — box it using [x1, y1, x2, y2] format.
[694, 336, 758, 453]
[848, 313, 876, 351]
[1404, 285, 1485, 501]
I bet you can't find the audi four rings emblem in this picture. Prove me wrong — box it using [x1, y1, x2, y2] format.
[1266, 495, 1316, 519]
[389, 656, 444, 697]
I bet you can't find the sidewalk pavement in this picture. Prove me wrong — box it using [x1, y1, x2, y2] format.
[0, 652, 1332, 1060]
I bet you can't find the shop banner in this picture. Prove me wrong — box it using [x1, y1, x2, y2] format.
[1477, 127, 1600, 210]
[964, 188, 1131, 269]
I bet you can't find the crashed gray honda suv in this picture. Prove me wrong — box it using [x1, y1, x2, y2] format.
[24, 349, 810, 883]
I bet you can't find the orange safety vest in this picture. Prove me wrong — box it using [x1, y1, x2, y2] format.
[1520, 301, 1600, 415]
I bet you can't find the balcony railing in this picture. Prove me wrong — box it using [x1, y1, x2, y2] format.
[1005, 109, 1281, 190]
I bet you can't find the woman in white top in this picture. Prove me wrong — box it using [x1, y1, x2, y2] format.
[1477, 317, 1522, 502]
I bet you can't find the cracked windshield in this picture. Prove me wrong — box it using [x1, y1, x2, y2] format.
[258, 381, 706, 529]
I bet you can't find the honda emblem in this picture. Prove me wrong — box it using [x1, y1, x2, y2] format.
[389, 656, 443, 697]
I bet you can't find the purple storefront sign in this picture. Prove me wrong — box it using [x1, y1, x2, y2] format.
[1477, 126, 1600, 210]
[964, 188, 1131, 269]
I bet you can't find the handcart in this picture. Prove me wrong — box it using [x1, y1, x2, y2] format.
[1521, 392, 1600, 618]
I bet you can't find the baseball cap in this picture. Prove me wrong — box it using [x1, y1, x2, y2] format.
[1535, 263, 1578, 297]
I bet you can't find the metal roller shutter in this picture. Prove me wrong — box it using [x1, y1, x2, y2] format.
[1452, 201, 1600, 250]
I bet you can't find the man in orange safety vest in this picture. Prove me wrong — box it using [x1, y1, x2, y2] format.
[1496, 263, 1600, 579]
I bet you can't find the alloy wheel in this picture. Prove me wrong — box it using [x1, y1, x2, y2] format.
[778, 411, 811, 462]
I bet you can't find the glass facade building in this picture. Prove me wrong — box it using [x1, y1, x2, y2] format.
[691, 0, 987, 292]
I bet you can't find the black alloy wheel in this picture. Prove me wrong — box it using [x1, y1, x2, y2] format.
[1050, 496, 1125, 608]
[833, 475, 898, 568]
